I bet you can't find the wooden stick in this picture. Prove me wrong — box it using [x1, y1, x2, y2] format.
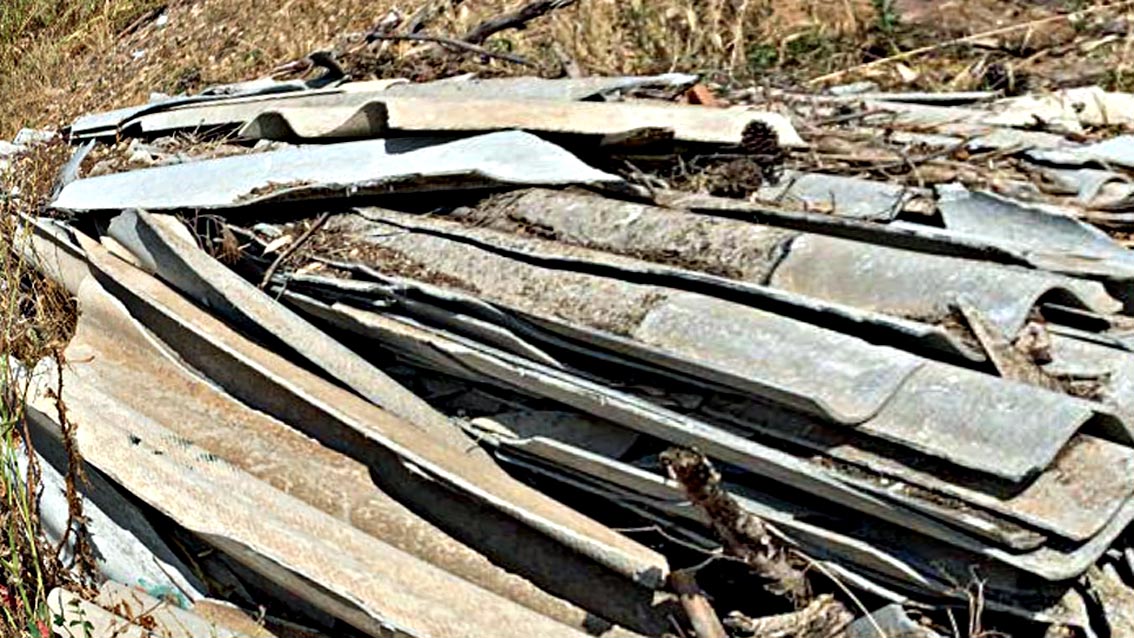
[462, 0, 577, 45]
[117, 5, 165, 40]
[669, 570, 728, 638]
[364, 32, 536, 66]
[259, 212, 330, 289]
[809, 0, 1134, 85]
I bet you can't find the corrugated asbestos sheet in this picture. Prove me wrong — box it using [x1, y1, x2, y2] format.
[13, 71, 1134, 637]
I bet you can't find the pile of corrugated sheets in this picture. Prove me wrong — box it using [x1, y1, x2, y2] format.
[22, 74, 1134, 637]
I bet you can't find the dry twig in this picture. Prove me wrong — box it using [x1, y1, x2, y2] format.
[462, 0, 577, 45]
[670, 569, 729, 638]
[724, 595, 853, 638]
[259, 213, 331, 289]
[660, 448, 810, 601]
[405, 0, 464, 34]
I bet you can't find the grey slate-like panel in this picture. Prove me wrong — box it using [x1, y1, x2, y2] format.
[468, 188, 1119, 339]
[752, 170, 924, 221]
[771, 233, 1119, 337]
[323, 213, 923, 425]
[381, 74, 700, 101]
[706, 394, 1134, 543]
[291, 217, 1112, 481]
[938, 186, 1134, 269]
[281, 295, 1129, 585]
[56, 226, 670, 591]
[67, 75, 700, 139]
[52, 132, 620, 212]
[108, 209, 461, 443]
[1029, 135, 1134, 169]
[632, 292, 922, 423]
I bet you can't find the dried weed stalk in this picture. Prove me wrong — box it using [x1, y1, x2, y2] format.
[0, 138, 90, 637]
[660, 447, 811, 602]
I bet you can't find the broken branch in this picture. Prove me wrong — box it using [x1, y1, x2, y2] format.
[660, 448, 810, 602]
[670, 569, 729, 638]
[724, 595, 853, 638]
[462, 0, 577, 45]
[259, 212, 331, 289]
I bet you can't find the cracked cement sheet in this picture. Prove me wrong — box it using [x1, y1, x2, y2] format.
[235, 96, 807, 148]
[288, 269, 1093, 509]
[312, 211, 1113, 480]
[77, 83, 400, 140]
[658, 190, 1037, 262]
[1029, 167, 1134, 210]
[381, 74, 700, 101]
[487, 437, 943, 595]
[30, 223, 668, 594]
[861, 100, 1083, 135]
[25, 282, 621, 638]
[438, 282, 1134, 544]
[108, 209, 460, 446]
[455, 188, 1119, 340]
[282, 295, 1134, 584]
[65, 82, 362, 139]
[67, 75, 699, 139]
[38, 254, 661, 634]
[489, 452, 915, 605]
[491, 439, 1134, 616]
[1045, 333, 1134, 424]
[498, 451, 1100, 629]
[877, 127, 1073, 153]
[318, 213, 921, 425]
[485, 440, 1052, 607]
[279, 296, 1046, 565]
[937, 185, 1134, 280]
[771, 234, 1119, 338]
[750, 170, 925, 221]
[475, 411, 1044, 551]
[663, 189, 1134, 284]
[51, 131, 621, 212]
[20, 435, 206, 604]
[493, 447, 1111, 626]
[703, 396, 1134, 543]
[365, 196, 981, 361]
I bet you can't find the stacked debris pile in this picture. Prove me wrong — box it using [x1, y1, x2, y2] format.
[12, 73, 1134, 637]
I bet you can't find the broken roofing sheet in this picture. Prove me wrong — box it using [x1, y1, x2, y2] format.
[273, 282, 1134, 591]
[749, 169, 928, 221]
[65, 74, 701, 140]
[234, 96, 804, 147]
[52, 132, 621, 211]
[28, 72, 1134, 636]
[26, 222, 668, 637]
[64, 74, 802, 149]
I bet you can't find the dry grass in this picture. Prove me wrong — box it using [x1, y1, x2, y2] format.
[5, 0, 1134, 138]
[0, 134, 83, 638]
[0, 0, 882, 137]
